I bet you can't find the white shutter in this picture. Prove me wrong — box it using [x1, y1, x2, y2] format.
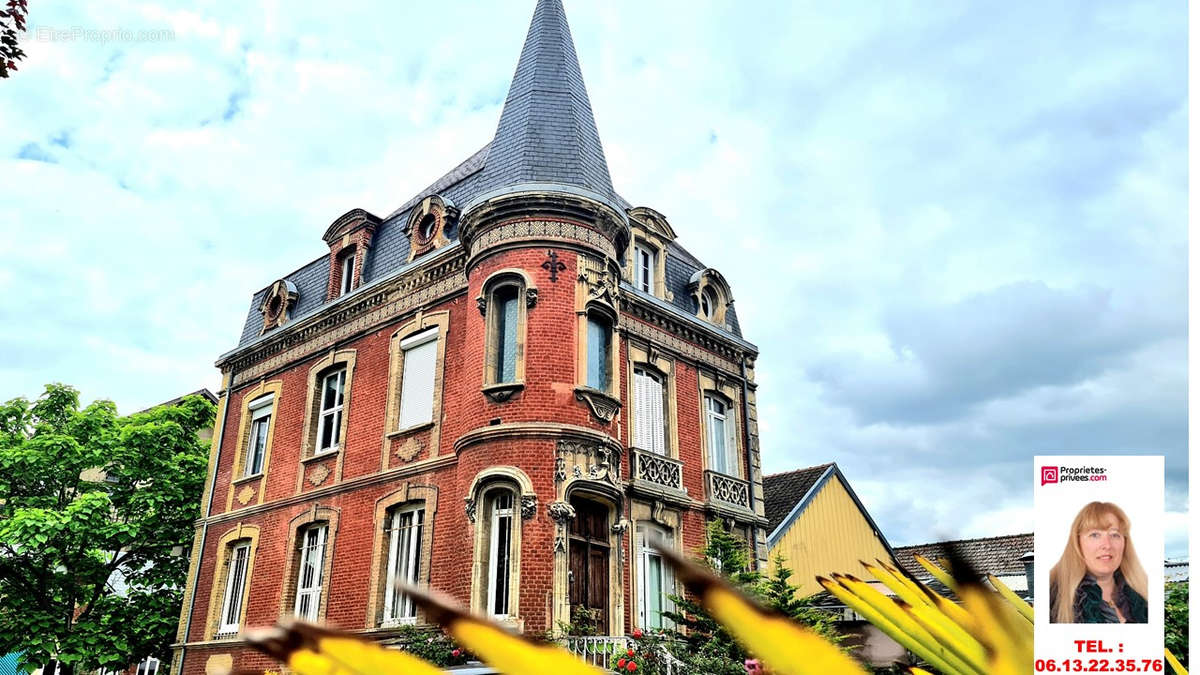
[648, 374, 664, 455]
[633, 370, 648, 450]
[399, 330, 438, 428]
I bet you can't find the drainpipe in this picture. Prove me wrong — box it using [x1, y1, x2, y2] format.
[178, 369, 234, 672]
[738, 354, 760, 569]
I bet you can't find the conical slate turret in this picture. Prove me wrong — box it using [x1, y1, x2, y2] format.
[476, 0, 616, 202]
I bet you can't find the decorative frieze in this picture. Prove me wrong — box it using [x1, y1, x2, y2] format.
[555, 439, 621, 487]
[467, 218, 617, 264]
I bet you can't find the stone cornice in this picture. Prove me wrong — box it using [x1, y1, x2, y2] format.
[454, 422, 620, 455]
[217, 248, 468, 386]
[619, 292, 756, 376]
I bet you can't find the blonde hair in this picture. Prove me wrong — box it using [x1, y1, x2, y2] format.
[1049, 501, 1148, 623]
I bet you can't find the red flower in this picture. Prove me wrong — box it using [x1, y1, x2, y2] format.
[617, 658, 627, 669]
[627, 648, 635, 657]
[632, 629, 643, 639]
[627, 662, 638, 672]
[451, 649, 461, 657]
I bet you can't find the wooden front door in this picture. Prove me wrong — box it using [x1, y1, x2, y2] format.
[568, 497, 610, 634]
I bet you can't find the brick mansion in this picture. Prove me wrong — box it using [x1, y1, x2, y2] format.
[173, 1, 767, 672]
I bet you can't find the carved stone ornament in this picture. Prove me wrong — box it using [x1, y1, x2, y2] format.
[476, 295, 488, 315]
[554, 533, 567, 553]
[464, 498, 478, 524]
[259, 279, 299, 334]
[236, 485, 256, 506]
[520, 495, 538, 520]
[395, 437, 422, 462]
[651, 499, 666, 525]
[611, 519, 629, 536]
[574, 387, 621, 424]
[308, 464, 331, 486]
[556, 439, 621, 486]
[547, 500, 576, 523]
[525, 286, 539, 308]
[555, 456, 567, 483]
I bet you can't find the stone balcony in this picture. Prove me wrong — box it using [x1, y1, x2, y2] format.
[628, 446, 688, 504]
[703, 469, 757, 521]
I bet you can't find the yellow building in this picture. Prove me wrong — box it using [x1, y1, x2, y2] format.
[763, 463, 896, 596]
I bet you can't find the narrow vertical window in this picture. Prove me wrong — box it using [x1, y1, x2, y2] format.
[634, 367, 665, 455]
[245, 395, 273, 477]
[136, 658, 159, 675]
[705, 395, 737, 475]
[340, 253, 355, 296]
[487, 490, 514, 618]
[637, 525, 674, 630]
[383, 506, 424, 625]
[494, 285, 519, 383]
[294, 524, 328, 621]
[218, 542, 250, 634]
[634, 244, 656, 294]
[399, 328, 438, 428]
[586, 314, 611, 391]
[317, 369, 346, 453]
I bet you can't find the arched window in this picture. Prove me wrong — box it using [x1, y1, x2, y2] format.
[217, 540, 251, 634]
[493, 285, 520, 383]
[293, 523, 329, 621]
[700, 286, 717, 319]
[633, 366, 666, 455]
[480, 270, 534, 400]
[636, 523, 676, 630]
[484, 487, 516, 618]
[586, 310, 613, 391]
[382, 505, 425, 625]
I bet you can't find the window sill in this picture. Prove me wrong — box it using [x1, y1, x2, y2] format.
[387, 421, 435, 439]
[482, 382, 524, 403]
[574, 386, 621, 423]
[213, 630, 240, 641]
[301, 449, 340, 465]
[231, 473, 263, 486]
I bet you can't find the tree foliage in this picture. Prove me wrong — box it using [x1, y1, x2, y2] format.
[1165, 581, 1187, 667]
[0, 384, 215, 673]
[0, 0, 27, 78]
[656, 521, 844, 674]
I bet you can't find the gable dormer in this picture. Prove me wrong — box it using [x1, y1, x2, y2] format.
[406, 194, 458, 263]
[323, 208, 382, 301]
[625, 206, 677, 300]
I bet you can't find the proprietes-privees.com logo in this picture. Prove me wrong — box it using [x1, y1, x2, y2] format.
[1040, 465, 1108, 486]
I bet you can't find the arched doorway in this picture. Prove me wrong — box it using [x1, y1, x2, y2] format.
[568, 495, 611, 634]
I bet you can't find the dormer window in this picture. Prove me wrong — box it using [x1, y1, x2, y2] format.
[339, 252, 356, 296]
[418, 214, 437, 244]
[688, 268, 733, 328]
[700, 286, 717, 319]
[407, 195, 457, 262]
[634, 243, 656, 294]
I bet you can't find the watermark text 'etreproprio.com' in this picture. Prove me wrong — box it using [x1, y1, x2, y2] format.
[34, 26, 176, 44]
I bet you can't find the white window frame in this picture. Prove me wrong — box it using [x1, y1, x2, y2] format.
[705, 395, 738, 476]
[244, 394, 273, 477]
[398, 328, 438, 429]
[382, 505, 425, 626]
[634, 367, 666, 455]
[634, 243, 656, 294]
[218, 541, 250, 635]
[136, 657, 159, 675]
[637, 524, 675, 630]
[294, 524, 328, 621]
[486, 489, 515, 619]
[340, 253, 355, 296]
[317, 369, 346, 453]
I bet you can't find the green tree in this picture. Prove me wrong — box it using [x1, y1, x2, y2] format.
[758, 554, 845, 648]
[1165, 582, 1187, 667]
[0, 384, 215, 674]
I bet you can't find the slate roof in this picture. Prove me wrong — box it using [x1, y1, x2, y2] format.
[473, 0, 616, 203]
[228, 0, 746, 354]
[893, 533, 1034, 578]
[762, 463, 834, 535]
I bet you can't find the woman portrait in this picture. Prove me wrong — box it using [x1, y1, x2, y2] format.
[1049, 501, 1149, 623]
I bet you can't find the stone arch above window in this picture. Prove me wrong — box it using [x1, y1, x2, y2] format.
[297, 349, 357, 487]
[280, 505, 340, 624]
[688, 268, 733, 328]
[366, 483, 439, 627]
[478, 269, 537, 402]
[205, 523, 260, 640]
[627, 341, 678, 459]
[259, 280, 298, 334]
[466, 467, 534, 627]
[406, 194, 458, 262]
[625, 207, 676, 301]
[323, 208, 381, 301]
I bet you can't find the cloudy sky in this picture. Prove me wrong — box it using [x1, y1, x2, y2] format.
[1, 2, 1187, 556]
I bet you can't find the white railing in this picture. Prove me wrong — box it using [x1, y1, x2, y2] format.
[562, 635, 628, 668]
